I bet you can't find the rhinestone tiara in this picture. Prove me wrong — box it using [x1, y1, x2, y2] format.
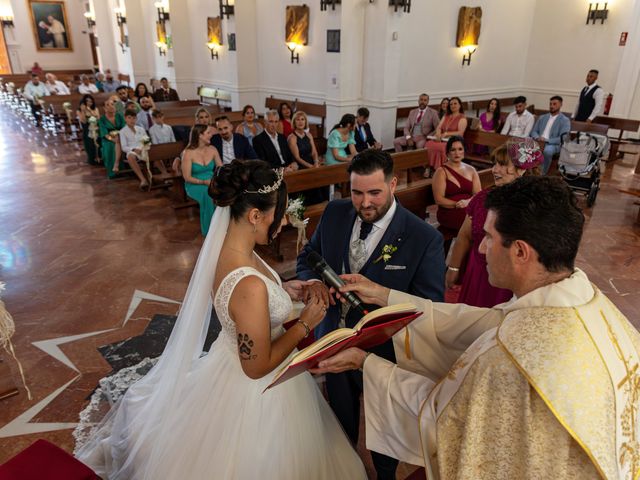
[243, 168, 284, 194]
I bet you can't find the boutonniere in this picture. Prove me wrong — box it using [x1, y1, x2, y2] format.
[374, 244, 398, 264]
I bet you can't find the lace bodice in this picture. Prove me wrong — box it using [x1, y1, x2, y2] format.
[213, 259, 292, 350]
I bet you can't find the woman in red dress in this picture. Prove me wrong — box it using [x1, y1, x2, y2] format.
[445, 137, 543, 307]
[424, 97, 468, 176]
[433, 135, 481, 235]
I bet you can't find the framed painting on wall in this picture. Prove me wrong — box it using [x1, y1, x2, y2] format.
[28, 0, 73, 51]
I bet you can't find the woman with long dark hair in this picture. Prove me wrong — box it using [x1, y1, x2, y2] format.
[235, 104, 264, 145]
[480, 98, 501, 132]
[77, 94, 100, 165]
[182, 125, 223, 235]
[325, 114, 357, 165]
[277, 102, 294, 138]
[424, 97, 468, 176]
[76, 160, 367, 479]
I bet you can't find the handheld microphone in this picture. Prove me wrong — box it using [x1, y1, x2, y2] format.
[306, 251, 368, 316]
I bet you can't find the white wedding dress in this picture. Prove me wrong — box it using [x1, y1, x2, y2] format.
[76, 207, 366, 479]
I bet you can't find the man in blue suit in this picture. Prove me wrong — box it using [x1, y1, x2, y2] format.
[296, 149, 445, 480]
[211, 115, 257, 163]
[530, 95, 571, 174]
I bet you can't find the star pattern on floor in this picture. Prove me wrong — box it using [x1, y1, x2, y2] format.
[0, 290, 180, 438]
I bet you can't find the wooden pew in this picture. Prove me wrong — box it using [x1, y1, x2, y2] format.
[569, 120, 608, 136]
[593, 115, 640, 161]
[197, 85, 232, 108]
[462, 130, 513, 167]
[155, 100, 201, 109]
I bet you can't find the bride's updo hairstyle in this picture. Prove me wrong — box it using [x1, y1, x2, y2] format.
[210, 159, 287, 241]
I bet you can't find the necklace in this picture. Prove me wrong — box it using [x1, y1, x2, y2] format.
[225, 245, 254, 257]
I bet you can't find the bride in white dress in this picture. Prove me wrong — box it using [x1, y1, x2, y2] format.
[75, 160, 366, 479]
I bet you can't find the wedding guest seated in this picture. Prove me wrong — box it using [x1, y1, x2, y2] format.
[29, 62, 43, 76]
[153, 77, 180, 102]
[235, 105, 264, 146]
[44, 73, 70, 95]
[77, 94, 100, 165]
[393, 93, 439, 152]
[501, 96, 535, 137]
[530, 95, 571, 175]
[432, 135, 480, 239]
[438, 98, 449, 119]
[134, 82, 153, 104]
[136, 95, 155, 132]
[94, 73, 105, 92]
[195, 107, 212, 126]
[78, 75, 99, 95]
[115, 86, 139, 115]
[23, 74, 49, 125]
[354, 107, 382, 152]
[288, 111, 327, 204]
[479, 98, 501, 132]
[277, 102, 294, 138]
[99, 98, 125, 178]
[325, 114, 357, 165]
[149, 110, 176, 144]
[253, 110, 297, 171]
[445, 138, 543, 307]
[424, 96, 468, 177]
[211, 115, 257, 164]
[118, 109, 151, 188]
[181, 125, 223, 235]
[101, 70, 120, 93]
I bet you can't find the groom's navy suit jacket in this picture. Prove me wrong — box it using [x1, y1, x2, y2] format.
[296, 198, 445, 358]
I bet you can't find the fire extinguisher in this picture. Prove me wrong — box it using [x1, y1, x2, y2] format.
[604, 93, 613, 115]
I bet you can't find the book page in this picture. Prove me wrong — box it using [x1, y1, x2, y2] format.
[290, 327, 357, 363]
[353, 303, 417, 331]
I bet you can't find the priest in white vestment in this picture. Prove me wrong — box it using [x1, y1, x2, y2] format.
[313, 176, 640, 480]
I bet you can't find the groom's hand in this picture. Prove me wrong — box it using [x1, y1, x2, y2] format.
[302, 281, 335, 308]
[310, 348, 368, 374]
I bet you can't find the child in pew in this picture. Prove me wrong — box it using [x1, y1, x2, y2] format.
[149, 110, 176, 145]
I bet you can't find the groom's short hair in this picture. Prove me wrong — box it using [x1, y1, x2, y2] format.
[348, 149, 394, 181]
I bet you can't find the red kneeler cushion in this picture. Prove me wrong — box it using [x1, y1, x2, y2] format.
[0, 439, 100, 480]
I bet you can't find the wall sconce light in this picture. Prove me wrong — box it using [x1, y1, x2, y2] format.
[84, 12, 96, 29]
[389, 0, 411, 13]
[156, 42, 168, 56]
[461, 45, 477, 66]
[0, 16, 14, 28]
[287, 42, 300, 64]
[320, 0, 341, 11]
[219, 0, 235, 19]
[207, 42, 220, 60]
[586, 2, 608, 24]
[115, 9, 127, 26]
[154, 2, 170, 23]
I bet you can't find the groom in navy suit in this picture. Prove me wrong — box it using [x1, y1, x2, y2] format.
[296, 149, 445, 480]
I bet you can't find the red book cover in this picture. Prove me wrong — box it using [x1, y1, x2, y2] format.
[266, 305, 420, 391]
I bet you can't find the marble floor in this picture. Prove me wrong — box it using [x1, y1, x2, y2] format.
[0, 106, 639, 477]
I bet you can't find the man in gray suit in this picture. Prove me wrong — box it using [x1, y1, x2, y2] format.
[530, 96, 571, 174]
[393, 93, 439, 152]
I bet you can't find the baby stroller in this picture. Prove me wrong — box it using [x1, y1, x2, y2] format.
[558, 132, 607, 207]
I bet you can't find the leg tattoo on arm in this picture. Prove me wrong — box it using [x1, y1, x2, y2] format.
[237, 333, 257, 360]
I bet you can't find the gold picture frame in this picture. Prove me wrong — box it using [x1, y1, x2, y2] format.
[285, 5, 309, 46]
[28, 0, 73, 51]
[207, 16, 222, 45]
[456, 6, 482, 47]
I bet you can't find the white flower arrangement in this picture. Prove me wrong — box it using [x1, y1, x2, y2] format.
[88, 115, 98, 124]
[286, 196, 306, 221]
[62, 101, 72, 110]
[286, 196, 309, 253]
[374, 244, 398, 264]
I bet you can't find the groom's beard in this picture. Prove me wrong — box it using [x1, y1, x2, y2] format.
[356, 195, 393, 224]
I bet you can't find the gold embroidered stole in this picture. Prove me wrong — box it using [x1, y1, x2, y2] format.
[497, 287, 640, 480]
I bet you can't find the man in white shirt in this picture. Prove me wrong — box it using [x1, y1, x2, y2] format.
[23, 74, 50, 124]
[573, 69, 604, 123]
[119, 109, 151, 188]
[530, 96, 571, 174]
[501, 96, 534, 137]
[78, 75, 99, 95]
[44, 73, 70, 95]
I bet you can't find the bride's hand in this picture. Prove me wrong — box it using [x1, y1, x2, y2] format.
[282, 280, 307, 302]
[299, 295, 327, 330]
[302, 281, 334, 307]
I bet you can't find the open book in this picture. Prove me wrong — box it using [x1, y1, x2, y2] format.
[265, 303, 420, 391]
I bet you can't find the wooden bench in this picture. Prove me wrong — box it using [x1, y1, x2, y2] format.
[155, 100, 201, 109]
[462, 130, 513, 167]
[593, 115, 640, 161]
[197, 85, 232, 107]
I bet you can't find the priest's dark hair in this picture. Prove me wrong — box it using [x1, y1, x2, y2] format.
[348, 148, 394, 181]
[210, 160, 287, 243]
[484, 176, 584, 273]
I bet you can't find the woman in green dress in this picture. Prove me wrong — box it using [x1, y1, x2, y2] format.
[181, 125, 223, 236]
[99, 97, 125, 178]
[324, 114, 357, 165]
[77, 94, 101, 165]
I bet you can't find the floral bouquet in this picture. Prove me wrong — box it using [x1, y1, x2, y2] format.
[107, 129, 119, 142]
[62, 101, 72, 110]
[0, 282, 31, 400]
[140, 135, 152, 181]
[6, 81, 15, 94]
[286, 196, 309, 254]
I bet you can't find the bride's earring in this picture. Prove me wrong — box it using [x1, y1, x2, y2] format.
[253, 223, 257, 233]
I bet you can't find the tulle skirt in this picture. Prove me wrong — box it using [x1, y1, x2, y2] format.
[76, 334, 366, 479]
